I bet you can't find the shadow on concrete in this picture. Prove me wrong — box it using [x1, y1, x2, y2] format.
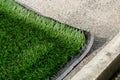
[88, 36, 107, 54]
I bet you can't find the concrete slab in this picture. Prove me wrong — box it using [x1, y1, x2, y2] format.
[71, 32, 120, 80]
[15, 0, 120, 79]
[16, 0, 120, 38]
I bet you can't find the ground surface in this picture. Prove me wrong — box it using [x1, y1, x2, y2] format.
[0, 0, 86, 79]
[16, 0, 120, 79]
[112, 71, 120, 80]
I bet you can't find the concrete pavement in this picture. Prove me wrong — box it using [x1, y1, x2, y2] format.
[71, 32, 120, 80]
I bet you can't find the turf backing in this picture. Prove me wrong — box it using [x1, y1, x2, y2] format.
[0, 0, 85, 80]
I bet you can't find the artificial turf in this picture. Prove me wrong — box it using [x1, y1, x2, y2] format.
[0, 0, 86, 80]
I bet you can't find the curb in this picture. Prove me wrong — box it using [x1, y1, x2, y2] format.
[71, 32, 120, 80]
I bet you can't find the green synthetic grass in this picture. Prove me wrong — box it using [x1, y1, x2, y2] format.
[0, 0, 86, 80]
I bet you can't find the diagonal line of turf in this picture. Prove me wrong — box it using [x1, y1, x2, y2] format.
[0, 0, 86, 80]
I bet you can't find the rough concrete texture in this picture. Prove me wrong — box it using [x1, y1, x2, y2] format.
[71, 32, 120, 80]
[16, 0, 120, 39]
[16, 0, 120, 79]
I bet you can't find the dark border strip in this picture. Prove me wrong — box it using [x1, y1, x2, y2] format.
[52, 31, 94, 80]
[15, 1, 94, 80]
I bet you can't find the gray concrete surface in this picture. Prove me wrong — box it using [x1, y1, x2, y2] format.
[71, 32, 120, 80]
[16, 0, 120, 79]
[16, 0, 120, 38]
